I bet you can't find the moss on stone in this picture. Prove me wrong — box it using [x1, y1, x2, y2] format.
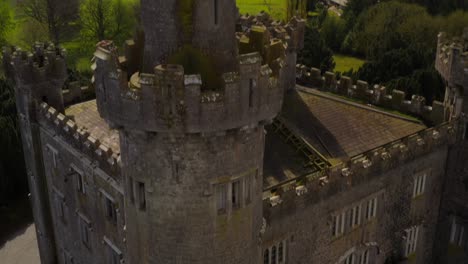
[177, 0, 194, 42]
[168, 45, 221, 90]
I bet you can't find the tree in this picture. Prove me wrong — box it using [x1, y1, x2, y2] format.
[0, 2, 14, 47]
[298, 26, 335, 72]
[19, 0, 78, 44]
[79, 0, 137, 44]
[321, 15, 347, 51]
[0, 78, 27, 200]
[287, 0, 307, 19]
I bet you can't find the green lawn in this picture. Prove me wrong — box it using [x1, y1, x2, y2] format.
[333, 54, 366, 73]
[237, 0, 287, 20]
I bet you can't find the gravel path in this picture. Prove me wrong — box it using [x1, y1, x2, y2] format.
[0, 224, 40, 264]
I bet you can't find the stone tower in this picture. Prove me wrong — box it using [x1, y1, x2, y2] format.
[2, 43, 68, 264]
[93, 0, 287, 263]
[435, 29, 468, 263]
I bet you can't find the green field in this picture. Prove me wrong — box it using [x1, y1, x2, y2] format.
[333, 54, 366, 73]
[237, 0, 287, 20]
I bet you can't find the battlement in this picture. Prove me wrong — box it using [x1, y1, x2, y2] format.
[93, 40, 285, 133]
[237, 12, 305, 52]
[263, 120, 456, 206]
[2, 43, 67, 85]
[296, 65, 447, 125]
[435, 29, 468, 87]
[37, 102, 120, 177]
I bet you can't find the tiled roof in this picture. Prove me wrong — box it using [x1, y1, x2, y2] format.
[280, 87, 427, 158]
[65, 100, 120, 153]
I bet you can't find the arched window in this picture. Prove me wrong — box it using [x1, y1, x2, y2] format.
[263, 249, 269, 264]
[271, 246, 277, 264]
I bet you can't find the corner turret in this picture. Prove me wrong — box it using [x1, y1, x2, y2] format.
[3, 43, 67, 113]
[436, 28, 468, 120]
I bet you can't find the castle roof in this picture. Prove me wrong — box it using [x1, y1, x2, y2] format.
[261, 87, 427, 190]
[65, 100, 120, 153]
[64, 87, 427, 191]
[280, 87, 427, 159]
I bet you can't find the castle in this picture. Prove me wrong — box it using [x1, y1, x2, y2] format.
[2, 1, 468, 263]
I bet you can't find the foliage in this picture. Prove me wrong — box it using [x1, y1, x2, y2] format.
[287, 0, 308, 19]
[298, 26, 335, 72]
[19, 0, 78, 44]
[0, 78, 27, 200]
[79, 0, 137, 45]
[0, 2, 14, 48]
[321, 14, 347, 51]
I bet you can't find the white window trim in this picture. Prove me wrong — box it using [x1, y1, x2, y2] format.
[264, 240, 287, 264]
[70, 164, 85, 194]
[103, 236, 122, 263]
[404, 226, 420, 257]
[46, 144, 58, 168]
[413, 172, 428, 198]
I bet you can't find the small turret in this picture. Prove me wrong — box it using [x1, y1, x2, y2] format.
[435, 29, 468, 121]
[3, 43, 67, 113]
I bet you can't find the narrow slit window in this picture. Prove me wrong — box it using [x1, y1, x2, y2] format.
[217, 184, 227, 214]
[214, 0, 218, 25]
[249, 79, 254, 108]
[232, 180, 241, 209]
[105, 196, 117, 224]
[264, 249, 269, 264]
[278, 241, 285, 263]
[129, 177, 135, 204]
[245, 175, 252, 204]
[138, 181, 146, 211]
[271, 245, 277, 264]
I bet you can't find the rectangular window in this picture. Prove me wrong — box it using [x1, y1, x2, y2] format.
[365, 198, 377, 220]
[104, 237, 122, 264]
[332, 211, 346, 237]
[353, 204, 361, 227]
[413, 173, 427, 198]
[264, 249, 269, 264]
[450, 218, 466, 247]
[245, 175, 252, 204]
[47, 144, 58, 169]
[105, 196, 117, 225]
[360, 250, 369, 264]
[346, 208, 353, 230]
[217, 184, 227, 214]
[71, 166, 85, 194]
[232, 180, 241, 209]
[271, 245, 277, 264]
[344, 253, 355, 264]
[404, 226, 420, 257]
[79, 214, 91, 248]
[53, 187, 66, 224]
[138, 181, 146, 211]
[278, 241, 286, 263]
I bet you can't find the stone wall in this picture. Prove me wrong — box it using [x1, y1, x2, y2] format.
[262, 145, 449, 264]
[296, 65, 447, 125]
[39, 123, 125, 264]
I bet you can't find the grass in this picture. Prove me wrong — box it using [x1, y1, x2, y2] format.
[333, 54, 366, 73]
[237, 0, 287, 20]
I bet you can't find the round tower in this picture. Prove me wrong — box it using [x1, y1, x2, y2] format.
[93, 1, 288, 263]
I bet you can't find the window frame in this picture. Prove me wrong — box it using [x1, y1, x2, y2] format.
[78, 213, 92, 249]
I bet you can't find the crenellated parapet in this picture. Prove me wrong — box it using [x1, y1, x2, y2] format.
[3, 43, 67, 85]
[296, 65, 447, 125]
[436, 29, 468, 88]
[263, 120, 457, 206]
[93, 40, 285, 133]
[3, 42, 68, 113]
[237, 12, 305, 52]
[37, 102, 121, 177]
